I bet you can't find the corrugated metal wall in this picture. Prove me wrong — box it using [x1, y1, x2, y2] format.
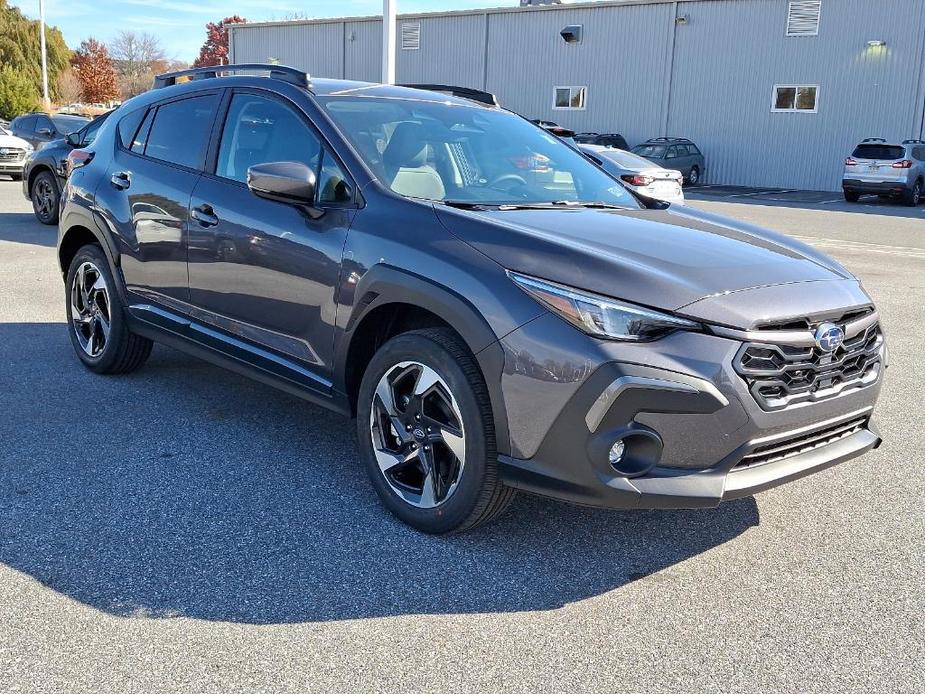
[229, 0, 925, 191]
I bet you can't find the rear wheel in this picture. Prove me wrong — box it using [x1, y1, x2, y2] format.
[357, 328, 515, 534]
[903, 181, 922, 207]
[65, 244, 153, 374]
[844, 190, 861, 202]
[31, 170, 60, 225]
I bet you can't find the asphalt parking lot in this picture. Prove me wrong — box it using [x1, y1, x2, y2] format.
[0, 177, 923, 693]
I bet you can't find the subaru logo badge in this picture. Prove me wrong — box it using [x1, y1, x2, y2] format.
[814, 322, 844, 352]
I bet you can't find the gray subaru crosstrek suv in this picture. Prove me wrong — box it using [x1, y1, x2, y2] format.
[56, 65, 884, 534]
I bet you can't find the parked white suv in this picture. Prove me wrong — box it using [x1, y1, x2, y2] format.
[842, 138, 925, 206]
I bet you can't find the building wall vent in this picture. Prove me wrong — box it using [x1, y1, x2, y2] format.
[786, 1, 822, 36]
[560, 25, 583, 44]
[401, 22, 421, 50]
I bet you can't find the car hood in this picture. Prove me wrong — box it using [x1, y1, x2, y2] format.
[435, 203, 856, 326]
[0, 133, 30, 149]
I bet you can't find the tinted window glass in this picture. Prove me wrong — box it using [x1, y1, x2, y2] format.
[118, 109, 146, 149]
[321, 96, 638, 207]
[51, 115, 89, 134]
[318, 150, 352, 203]
[852, 144, 905, 161]
[632, 144, 667, 159]
[80, 114, 109, 146]
[217, 93, 321, 183]
[665, 146, 680, 159]
[912, 147, 925, 161]
[131, 109, 155, 153]
[16, 116, 36, 132]
[145, 94, 218, 169]
[34, 114, 53, 132]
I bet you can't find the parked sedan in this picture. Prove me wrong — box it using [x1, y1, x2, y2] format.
[631, 137, 705, 186]
[9, 112, 89, 149]
[0, 125, 33, 180]
[580, 145, 684, 204]
[22, 111, 111, 224]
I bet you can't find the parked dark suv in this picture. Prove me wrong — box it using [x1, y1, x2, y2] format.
[58, 65, 884, 534]
[9, 112, 89, 149]
[632, 137, 705, 185]
[22, 111, 111, 224]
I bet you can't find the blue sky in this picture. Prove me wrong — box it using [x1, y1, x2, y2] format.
[10, 0, 532, 62]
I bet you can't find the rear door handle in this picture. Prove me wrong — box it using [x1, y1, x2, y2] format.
[110, 171, 131, 190]
[191, 203, 219, 227]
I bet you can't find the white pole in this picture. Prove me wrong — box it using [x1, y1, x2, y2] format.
[39, 0, 50, 109]
[382, 0, 396, 84]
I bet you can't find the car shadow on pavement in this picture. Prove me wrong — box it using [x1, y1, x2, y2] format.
[688, 187, 925, 219]
[0, 213, 57, 248]
[0, 323, 759, 624]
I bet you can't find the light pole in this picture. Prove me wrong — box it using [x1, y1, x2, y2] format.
[382, 0, 396, 84]
[39, 0, 50, 109]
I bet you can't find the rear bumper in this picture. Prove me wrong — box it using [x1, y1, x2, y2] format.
[842, 179, 910, 195]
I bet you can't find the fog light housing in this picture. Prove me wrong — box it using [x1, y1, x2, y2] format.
[608, 440, 626, 468]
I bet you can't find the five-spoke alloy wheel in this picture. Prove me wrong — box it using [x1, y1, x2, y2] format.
[65, 244, 153, 374]
[358, 328, 515, 534]
[370, 361, 467, 509]
[70, 261, 112, 358]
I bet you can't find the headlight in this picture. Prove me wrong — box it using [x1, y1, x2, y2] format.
[509, 272, 701, 341]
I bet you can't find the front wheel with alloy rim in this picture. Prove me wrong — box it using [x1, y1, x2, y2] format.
[686, 167, 700, 186]
[31, 170, 60, 225]
[65, 244, 153, 374]
[357, 328, 515, 534]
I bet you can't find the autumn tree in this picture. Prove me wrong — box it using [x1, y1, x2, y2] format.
[71, 38, 118, 103]
[55, 67, 83, 105]
[192, 16, 246, 68]
[0, 0, 70, 111]
[110, 30, 166, 99]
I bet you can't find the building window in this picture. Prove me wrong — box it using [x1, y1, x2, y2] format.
[786, 1, 822, 36]
[772, 85, 818, 113]
[553, 86, 586, 110]
[401, 22, 421, 50]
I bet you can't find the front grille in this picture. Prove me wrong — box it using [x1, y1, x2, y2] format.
[0, 148, 25, 162]
[734, 321, 883, 412]
[735, 416, 868, 470]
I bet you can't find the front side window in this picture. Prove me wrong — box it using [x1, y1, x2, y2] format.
[144, 94, 219, 169]
[216, 93, 321, 184]
[320, 96, 638, 207]
[35, 114, 54, 133]
[553, 86, 586, 110]
[632, 144, 667, 159]
[772, 85, 818, 112]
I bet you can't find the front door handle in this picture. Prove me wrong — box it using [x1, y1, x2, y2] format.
[110, 171, 131, 190]
[191, 203, 219, 227]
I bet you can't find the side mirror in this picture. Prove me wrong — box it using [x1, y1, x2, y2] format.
[246, 161, 320, 215]
[37, 127, 53, 137]
[66, 132, 82, 147]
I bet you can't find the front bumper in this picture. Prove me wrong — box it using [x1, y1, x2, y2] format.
[0, 159, 25, 176]
[496, 312, 884, 510]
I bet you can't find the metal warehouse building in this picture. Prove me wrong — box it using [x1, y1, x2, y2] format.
[229, 0, 925, 191]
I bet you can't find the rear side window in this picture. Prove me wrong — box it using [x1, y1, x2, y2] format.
[16, 115, 36, 131]
[144, 94, 219, 170]
[117, 109, 146, 149]
[852, 144, 905, 160]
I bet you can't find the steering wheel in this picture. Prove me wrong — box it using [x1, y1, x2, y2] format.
[489, 174, 528, 192]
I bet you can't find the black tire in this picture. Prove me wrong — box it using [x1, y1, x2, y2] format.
[65, 244, 153, 374]
[903, 181, 922, 207]
[844, 190, 861, 203]
[357, 328, 515, 534]
[686, 166, 700, 187]
[30, 170, 60, 225]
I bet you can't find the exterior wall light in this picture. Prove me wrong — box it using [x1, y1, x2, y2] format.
[675, 15, 689, 25]
[867, 40, 886, 48]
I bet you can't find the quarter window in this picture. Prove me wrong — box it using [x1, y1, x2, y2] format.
[144, 94, 219, 169]
[553, 86, 587, 110]
[216, 93, 321, 184]
[117, 109, 146, 149]
[772, 85, 818, 112]
[130, 109, 155, 154]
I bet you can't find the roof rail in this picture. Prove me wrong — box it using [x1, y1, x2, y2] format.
[645, 136, 692, 143]
[152, 63, 312, 91]
[399, 84, 499, 107]
[902, 139, 925, 145]
[861, 137, 887, 143]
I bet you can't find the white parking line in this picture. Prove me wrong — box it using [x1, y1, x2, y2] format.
[793, 235, 925, 259]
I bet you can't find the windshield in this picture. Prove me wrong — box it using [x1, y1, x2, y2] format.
[320, 96, 638, 207]
[0, 125, 10, 136]
[51, 115, 89, 134]
[631, 144, 667, 159]
[599, 149, 658, 170]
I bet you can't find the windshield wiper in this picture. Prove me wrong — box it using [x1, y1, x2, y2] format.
[441, 200, 633, 211]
